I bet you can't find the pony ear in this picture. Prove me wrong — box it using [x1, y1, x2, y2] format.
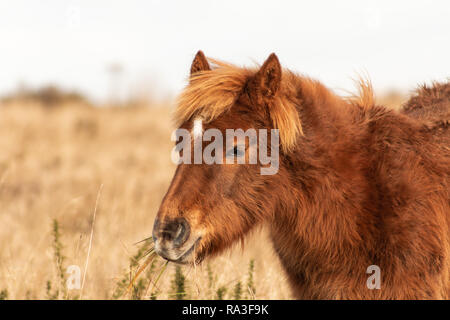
[190, 50, 211, 75]
[247, 53, 282, 103]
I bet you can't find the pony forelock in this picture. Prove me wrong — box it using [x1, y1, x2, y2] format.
[174, 59, 303, 152]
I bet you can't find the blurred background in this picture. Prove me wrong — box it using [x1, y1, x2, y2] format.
[0, 0, 449, 300]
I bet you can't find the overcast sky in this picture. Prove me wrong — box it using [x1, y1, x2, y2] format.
[0, 0, 449, 102]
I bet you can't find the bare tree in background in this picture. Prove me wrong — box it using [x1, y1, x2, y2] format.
[107, 63, 124, 106]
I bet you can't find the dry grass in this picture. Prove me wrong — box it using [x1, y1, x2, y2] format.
[0, 101, 291, 299]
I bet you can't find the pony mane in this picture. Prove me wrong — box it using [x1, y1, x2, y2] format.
[347, 76, 376, 110]
[175, 59, 253, 127]
[174, 57, 377, 152]
[174, 58, 303, 152]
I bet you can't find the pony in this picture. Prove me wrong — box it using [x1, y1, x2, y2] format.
[152, 51, 450, 299]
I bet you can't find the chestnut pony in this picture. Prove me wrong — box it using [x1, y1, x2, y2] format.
[153, 51, 450, 299]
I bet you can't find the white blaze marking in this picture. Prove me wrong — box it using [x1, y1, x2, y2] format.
[193, 118, 203, 139]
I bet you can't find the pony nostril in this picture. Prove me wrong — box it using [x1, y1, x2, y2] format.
[157, 218, 190, 247]
[173, 218, 190, 247]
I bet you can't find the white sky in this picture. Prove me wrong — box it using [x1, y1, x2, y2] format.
[0, 0, 449, 102]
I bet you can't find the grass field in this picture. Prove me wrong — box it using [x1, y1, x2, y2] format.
[0, 91, 405, 299]
[0, 101, 294, 300]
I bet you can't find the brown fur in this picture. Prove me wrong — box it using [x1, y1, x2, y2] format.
[156, 52, 450, 299]
[402, 82, 450, 146]
[403, 82, 450, 122]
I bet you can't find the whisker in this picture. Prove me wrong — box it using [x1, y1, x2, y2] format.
[192, 242, 200, 297]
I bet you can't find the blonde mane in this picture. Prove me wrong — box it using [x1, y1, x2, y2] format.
[175, 59, 304, 152]
[175, 59, 252, 127]
[174, 58, 375, 152]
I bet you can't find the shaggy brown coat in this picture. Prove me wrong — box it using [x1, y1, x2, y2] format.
[155, 51, 450, 299]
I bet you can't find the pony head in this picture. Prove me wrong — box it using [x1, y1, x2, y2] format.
[152, 51, 302, 264]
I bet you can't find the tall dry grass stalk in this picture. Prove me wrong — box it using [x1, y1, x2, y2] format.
[80, 184, 103, 299]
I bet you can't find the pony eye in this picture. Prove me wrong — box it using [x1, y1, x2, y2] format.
[226, 145, 245, 158]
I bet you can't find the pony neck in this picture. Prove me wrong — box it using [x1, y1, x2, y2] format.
[295, 77, 355, 139]
[271, 77, 369, 260]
